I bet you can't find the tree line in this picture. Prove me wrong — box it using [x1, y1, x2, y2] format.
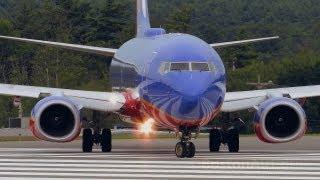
[0, 0, 319, 133]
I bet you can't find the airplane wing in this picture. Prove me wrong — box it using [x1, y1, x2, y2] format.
[211, 36, 279, 48]
[222, 85, 320, 112]
[0, 83, 126, 112]
[0, 35, 117, 57]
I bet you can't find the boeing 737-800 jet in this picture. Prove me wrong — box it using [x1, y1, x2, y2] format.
[0, 0, 316, 158]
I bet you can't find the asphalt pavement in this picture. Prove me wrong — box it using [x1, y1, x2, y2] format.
[0, 136, 319, 179]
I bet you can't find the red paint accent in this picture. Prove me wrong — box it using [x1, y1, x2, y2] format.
[119, 91, 221, 130]
[29, 118, 41, 140]
[254, 123, 272, 143]
[29, 118, 81, 142]
[254, 120, 307, 144]
[121, 91, 142, 120]
[141, 99, 219, 130]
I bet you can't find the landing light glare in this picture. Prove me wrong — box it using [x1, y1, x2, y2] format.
[139, 118, 154, 135]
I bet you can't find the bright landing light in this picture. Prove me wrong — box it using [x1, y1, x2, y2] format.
[139, 118, 154, 135]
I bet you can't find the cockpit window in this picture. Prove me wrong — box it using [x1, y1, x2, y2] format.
[170, 63, 190, 71]
[191, 63, 210, 71]
[160, 62, 215, 74]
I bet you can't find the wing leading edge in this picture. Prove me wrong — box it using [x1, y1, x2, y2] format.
[211, 36, 279, 48]
[0, 36, 117, 57]
[0, 83, 126, 112]
[222, 85, 320, 112]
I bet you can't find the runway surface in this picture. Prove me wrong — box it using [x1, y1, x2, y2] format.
[0, 136, 320, 179]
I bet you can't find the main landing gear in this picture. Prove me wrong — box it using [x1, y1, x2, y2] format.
[82, 128, 112, 153]
[175, 127, 197, 158]
[209, 128, 239, 153]
[209, 113, 243, 153]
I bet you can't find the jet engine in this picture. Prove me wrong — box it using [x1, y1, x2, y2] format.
[254, 97, 307, 143]
[30, 96, 81, 142]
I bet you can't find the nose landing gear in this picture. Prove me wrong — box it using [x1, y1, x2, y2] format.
[175, 127, 197, 158]
[175, 141, 196, 158]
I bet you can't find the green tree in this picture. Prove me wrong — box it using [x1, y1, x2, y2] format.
[166, 3, 194, 33]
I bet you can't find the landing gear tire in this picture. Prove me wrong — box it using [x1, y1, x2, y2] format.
[185, 142, 196, 158]
[101, 128, 112, 152]
[175, 142, 187, 158]
[82, 129, 93, 152]
[227, 128, 239, 153]
[209, 129, 221, 152]
[175, 142, 196, 158]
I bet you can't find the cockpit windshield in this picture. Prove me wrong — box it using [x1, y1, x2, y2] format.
[160, 62, 214, 74]
[170, 63, 190, 71]
[191, 63, 210, 71]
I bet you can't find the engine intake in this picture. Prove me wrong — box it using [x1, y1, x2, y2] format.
[254, 97, 307, 143]
[30, 96, 81, 142]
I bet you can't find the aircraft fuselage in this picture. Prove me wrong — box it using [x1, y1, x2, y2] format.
[113, 33, 226, 131]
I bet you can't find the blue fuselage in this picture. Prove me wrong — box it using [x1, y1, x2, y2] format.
[113, 33, 226, 130]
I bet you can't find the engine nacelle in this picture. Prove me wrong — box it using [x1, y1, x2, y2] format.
[254, 97, 307, 143]
[29, 96, 81, 142]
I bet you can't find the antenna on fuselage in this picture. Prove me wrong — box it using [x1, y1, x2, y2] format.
[136, 0, 151, 37]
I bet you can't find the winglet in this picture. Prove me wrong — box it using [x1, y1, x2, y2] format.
[136, 0, 151, 37]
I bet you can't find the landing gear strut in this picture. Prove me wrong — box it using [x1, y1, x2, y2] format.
[209, 113, 242, 152]
[82, 112, 112, 153]
[209, 128, 239, 152]
[175, 127, 197, 158]
[82, 128, 112, 153]
[82, 129, 93, 152]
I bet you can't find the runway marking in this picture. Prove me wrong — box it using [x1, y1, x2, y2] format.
[1, 158, 320, 166]
[0, 148, 318, 153]
[2, 163, 320, 171]
[0, 172, 319, 180]
[1, 153, 320, 160]
[2, 152, 320, 157]
[1, 149, 320, 179]
[3, 178, 140, 180]
[2, 167, 320, 175]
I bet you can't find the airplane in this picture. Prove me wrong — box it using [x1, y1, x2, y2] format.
[0, 0, 316, 158]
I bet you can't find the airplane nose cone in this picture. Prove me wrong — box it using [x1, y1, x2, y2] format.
[179, 95, 199, 115]
[139, 71, 225, 122]
[163, 72, 216, 120]
[168, 72, 210, 97]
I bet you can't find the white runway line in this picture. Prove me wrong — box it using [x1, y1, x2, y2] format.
[1, 154, 320, 161]
[0, 148, 318, 153]
[3, 179, 143, 180]
[2, 152, 320, 157]
[2, 163, 320, 171]
[1, 149, 320, 179]
[2, 167, 320, 176]
[0, 172, 319, 180]
[1, 158, 320, 166]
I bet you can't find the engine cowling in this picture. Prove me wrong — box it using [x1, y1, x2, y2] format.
[29, 96, 81, 142]
[254, 97, 307, 143]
